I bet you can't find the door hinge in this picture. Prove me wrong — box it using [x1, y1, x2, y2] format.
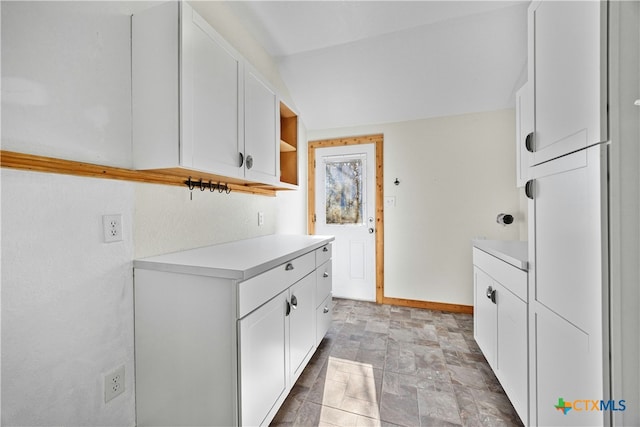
[313, 214, 317, 223]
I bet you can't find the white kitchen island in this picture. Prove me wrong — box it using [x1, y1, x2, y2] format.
[133, 234, 334, 427]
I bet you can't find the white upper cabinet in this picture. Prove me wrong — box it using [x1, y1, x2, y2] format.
[132, 2, 243, 177]
[528, 0, 608, 166]
[132, 2, 284, 186]
[244, 64, 279, 185]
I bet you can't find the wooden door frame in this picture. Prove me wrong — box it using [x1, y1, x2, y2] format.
[308, 134, 384, 304]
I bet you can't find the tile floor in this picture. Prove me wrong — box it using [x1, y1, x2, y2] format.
[270, 298, 523, 427]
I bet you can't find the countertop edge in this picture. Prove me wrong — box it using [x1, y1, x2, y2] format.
[472, 239, 528, 271]
[133, 235, 334, 281]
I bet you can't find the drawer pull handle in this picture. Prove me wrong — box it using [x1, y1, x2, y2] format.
[291, 295, 298, 309]
[525, 132, 534, 152]
[323, 272, 329, 278]
[486, 286, 497, 304]
[323, 247, 328, 252]
[285, 263, 294, 271]
[323, 306, 329, 314]
[525, 180, 534, 200]
[285, 300, 291, 316]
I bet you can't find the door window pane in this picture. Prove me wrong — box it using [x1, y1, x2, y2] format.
[325, 159, 363, 224]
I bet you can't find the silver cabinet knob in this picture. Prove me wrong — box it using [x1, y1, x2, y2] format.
[323, 272, 329, 278]
[323, 306, 329, 314]
[285, 263, 294, 271]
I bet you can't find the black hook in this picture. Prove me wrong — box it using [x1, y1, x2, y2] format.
[394, 178, 400, 186]
[186, 177, 195, 191]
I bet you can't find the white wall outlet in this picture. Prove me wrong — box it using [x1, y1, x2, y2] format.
[258, 211, 264, 226]
[104, 365, 125, 403]
[102, 214, 123, 243]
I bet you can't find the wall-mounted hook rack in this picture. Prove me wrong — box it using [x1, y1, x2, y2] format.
[185, 177, 231, 194]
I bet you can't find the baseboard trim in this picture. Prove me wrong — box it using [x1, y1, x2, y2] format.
[382, 297, 474, 315]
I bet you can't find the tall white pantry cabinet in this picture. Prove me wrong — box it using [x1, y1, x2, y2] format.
[522, 1, 639, 426]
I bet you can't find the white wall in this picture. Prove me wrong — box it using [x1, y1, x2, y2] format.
[1, 2, 305, 425]
[309, 109, 523, 306]
[1, 170, 136, 426]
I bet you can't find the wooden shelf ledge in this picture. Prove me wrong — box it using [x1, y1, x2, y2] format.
[0, 150, 293, 197]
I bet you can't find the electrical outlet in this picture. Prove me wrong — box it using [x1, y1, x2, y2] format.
[103, 214, 123, 243]
[104, 365, 125, 403]
[258, 212, 265, 226]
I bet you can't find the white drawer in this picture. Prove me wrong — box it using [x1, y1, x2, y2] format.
[473, 248, 527, 302]
[315, 261, 332, 307]
[238, 251, 315, 318]
[315, 243, 332, 267]
[315, 293, 332, 346]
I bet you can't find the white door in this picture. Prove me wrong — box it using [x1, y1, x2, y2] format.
[315, 144, 376, 301]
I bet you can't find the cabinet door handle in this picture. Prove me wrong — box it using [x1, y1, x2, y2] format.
[490, 289, 497, 304]
[323, 306, 330, 314]
[525, 132, 534, 152]
[285, 300, 291, 316]
[525, 180, 535, 200]
[486, 286, 493, 300]
[246, 155, 253, 170]
[239, 152, 244, 168]
[285, 263, 294, 271]
[323, 247, 328, 252]
[291, 295, 298, 310]
[323, 272, 329, 278]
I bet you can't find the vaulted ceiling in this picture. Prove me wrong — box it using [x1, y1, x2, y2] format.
[226, 1, 529, 130]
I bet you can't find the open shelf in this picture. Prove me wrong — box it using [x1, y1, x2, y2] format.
[280, 140, 296, 153]
[279, 102, 298, 186]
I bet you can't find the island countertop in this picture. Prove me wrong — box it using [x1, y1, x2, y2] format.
[134, 234, 334, 280]
[472, 239, 528, 270]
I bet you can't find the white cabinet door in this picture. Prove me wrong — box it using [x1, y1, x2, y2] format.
[474, 267, 497, 369]
[244, 66, 278, 184]
[530, 145, 607, 335]
[534, 305, 605, 426]
[515, 82, 533, 187]
[528, 144, 608, 426]
[529, 0, 607, 165]
[181, 3, 243, 177]
[289, 273, 316, 383]
[495, 283, 528, 424]
[239, 290, 288, 427]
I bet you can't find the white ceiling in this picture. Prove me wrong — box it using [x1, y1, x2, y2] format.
[226, 1, 529, 130]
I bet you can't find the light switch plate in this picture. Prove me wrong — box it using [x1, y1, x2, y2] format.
[384, 197, 396, 207]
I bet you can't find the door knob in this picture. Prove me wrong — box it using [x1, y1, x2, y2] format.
[368, 228, 374, 234]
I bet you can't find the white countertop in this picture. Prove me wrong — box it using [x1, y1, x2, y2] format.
[472, 239, 528, 270]
[134, 234, 334, 280]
